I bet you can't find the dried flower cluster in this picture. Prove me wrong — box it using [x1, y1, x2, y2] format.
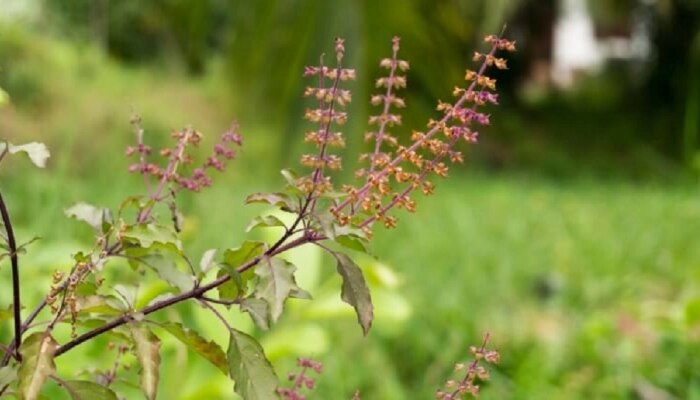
[126, 116, 242, 195]
[436, 334, 501, 399]
[46, 247, 112, 339]
[307, 34, 517, 238]
[277, 358, 324, 400]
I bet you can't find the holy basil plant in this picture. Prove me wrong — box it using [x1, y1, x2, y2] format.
[0, 34, 512, 399]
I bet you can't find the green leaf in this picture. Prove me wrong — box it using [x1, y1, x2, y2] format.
[3, 237, 41, 266]
[101, 209, 114, 234]
[125, 247, 193, 293]
[223, 241, 266, 269]
[217, 268, 243, 302]
[74, 281, 98, 297]
[61, 380, 118, 400]
[128, 324, 161, 400]
[0, 365, 17, 390]
[335, 234, 369, 254]
[239, 298, 270, 330]
[113, 284, 137, 309]
[333, 224, 367, 239]
[289, 287, 312, 300]
[316, 213, 337, 240]
[254, 257, 305, 323]
[315, 214, 367, 245]
[280, 169, 298, 186]
[146, 254, 193, 293]
[118, 196, 147, 215]
[64, 203, 104, 231]
[279, 169, 304, 195]
[245, 192, 296, 211]
[122, 223, 182, 251]
[199, 249, 217, 274]
[216, 242, 265, 302]
[227, 328, 279, 400]
[158, 322, 228, 375]
[245, 215, 287, 233]
[75, 295, 124, 316]
[135, 281, 174, 310]
[0, 142, 50, 168]
[18, 333, 58, 400]
[335, 253, 374, 336]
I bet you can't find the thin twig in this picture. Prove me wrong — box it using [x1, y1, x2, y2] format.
[199, 296, 241, 306]
[0, 190, 22, 362]
[198, 300, 233, 332]
[1, 242, 121, 366]
[335, 40, 502, 215]
[0, 142, 9, 165]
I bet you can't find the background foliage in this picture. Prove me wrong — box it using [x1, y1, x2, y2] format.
[1, 0, 700, 398]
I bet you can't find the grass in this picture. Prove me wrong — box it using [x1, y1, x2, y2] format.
[2, 166, 699, 399]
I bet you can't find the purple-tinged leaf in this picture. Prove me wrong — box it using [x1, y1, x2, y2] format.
[227, 328, 279, 400]
[335, 253, 374, 336]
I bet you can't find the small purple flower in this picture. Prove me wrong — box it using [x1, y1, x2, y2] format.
[478, 91, 499, 105]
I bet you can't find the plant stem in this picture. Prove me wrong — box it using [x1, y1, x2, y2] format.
[367, 39, 400, 177]
[447, 333, 490, 399]
[308, 63, 343, 214]
[0, 190, 22, 362]
[0, 242, 121, 366]
[359, 135, 459, 227]
[136, 130, 190, 224]
[54, 231, 321, 357]
[198, 300, 233, 332]
[337, 41, 500, 215]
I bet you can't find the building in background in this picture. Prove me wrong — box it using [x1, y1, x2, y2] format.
[552, 0, 650, 87]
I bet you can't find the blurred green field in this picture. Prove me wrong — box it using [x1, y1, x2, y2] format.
[1, 11, 700, 400]
[3, 165, 700, 399]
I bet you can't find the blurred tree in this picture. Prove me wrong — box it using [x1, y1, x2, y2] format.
[41, 0, 231, 73]
[33, 0, 700, 170]
[645, 0, 700, 163]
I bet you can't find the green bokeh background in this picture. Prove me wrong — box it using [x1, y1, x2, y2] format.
[1, 1, 700, 398]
